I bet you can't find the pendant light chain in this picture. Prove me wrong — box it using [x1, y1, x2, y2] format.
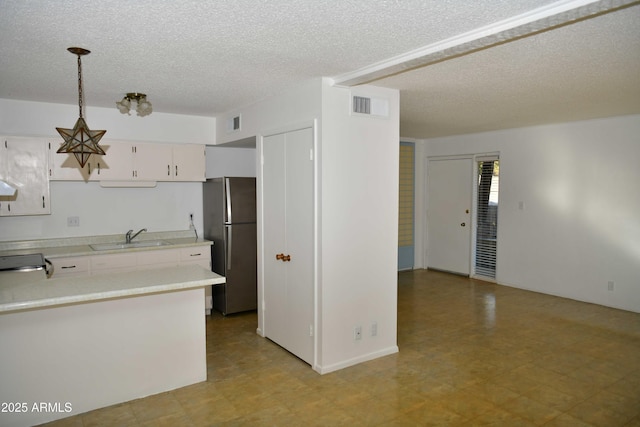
[77, 54, 84, 119]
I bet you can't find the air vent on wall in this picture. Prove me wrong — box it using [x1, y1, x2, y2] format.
[353, 96, 371, 114]
[351, 94, 389, 118]
[227, 115, 241, 132]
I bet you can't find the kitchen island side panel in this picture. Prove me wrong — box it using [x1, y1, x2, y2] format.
[0, 288, 206, 427]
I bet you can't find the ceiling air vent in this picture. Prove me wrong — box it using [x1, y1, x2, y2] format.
[352, 96, 371, 115]
[227, 115, 241, 132]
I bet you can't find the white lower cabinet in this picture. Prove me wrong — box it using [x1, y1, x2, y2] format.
[91, 253, 138, 274]
[48, 246, 212, 314]
[179, 247, 213, 314]
[137, 248, 180, 270]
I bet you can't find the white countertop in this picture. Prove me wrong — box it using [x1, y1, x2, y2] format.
[0, 230, 212, 259]
[0, 265, 225, 314]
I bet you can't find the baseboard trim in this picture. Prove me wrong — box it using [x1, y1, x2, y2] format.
[315, 346, 399, 375]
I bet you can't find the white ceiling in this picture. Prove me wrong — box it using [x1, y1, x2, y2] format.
[1, 0, 639, 139]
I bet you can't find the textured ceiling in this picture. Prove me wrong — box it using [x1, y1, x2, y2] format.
[0, 0, 639, 139]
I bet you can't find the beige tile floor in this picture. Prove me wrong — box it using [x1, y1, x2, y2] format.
[42, 269, 640, 426]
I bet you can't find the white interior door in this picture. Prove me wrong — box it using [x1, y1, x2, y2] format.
[427, 158, 472, 275]
[262, 127, 314, 365]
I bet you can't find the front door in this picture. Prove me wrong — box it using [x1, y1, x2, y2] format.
[262, 127, 314, 365]
[426, 158, 472, 275]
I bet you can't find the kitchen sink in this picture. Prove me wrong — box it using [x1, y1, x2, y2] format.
[90, 240, 172, 251]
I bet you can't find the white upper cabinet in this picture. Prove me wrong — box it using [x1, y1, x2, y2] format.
[92, 141, 134, 180]
[49, 139, 133, 181]
[172, 144, 205, 182]
[49, 140, 205, 183]
[0, 137, 51, 216]
[133, 142, 173, 181]
[48, 140, 91, 181]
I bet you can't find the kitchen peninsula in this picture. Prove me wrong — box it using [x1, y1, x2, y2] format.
[0, 233, 224, 427]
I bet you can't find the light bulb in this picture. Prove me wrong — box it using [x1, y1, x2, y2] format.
[116, 97, 131, 115]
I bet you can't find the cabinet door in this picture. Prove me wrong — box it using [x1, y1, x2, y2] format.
[0, 138, 50, 216]
[262, 127, 314, 365]
[91, 141, 134, 181]
[48, 140, 91, 181]
[134, 143, 173, 181]
[172, 144, 205, 182]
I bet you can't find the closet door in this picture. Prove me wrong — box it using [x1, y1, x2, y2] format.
[263, 127, 314, 365]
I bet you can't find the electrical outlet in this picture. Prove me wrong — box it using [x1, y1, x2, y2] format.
[354, 326, 362, 341]
[607, 281, 615, 291]
[371, 322, 378, 337]
[67, 216, 79, 227]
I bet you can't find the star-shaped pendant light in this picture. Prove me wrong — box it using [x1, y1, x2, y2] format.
[56, 47, 106, 168]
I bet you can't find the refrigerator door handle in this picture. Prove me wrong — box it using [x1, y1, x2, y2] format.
[225, 178, 232, 224]
[225, 224, 232, 271]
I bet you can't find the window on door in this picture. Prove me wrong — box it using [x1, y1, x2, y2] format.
[475, 158, 499, 278]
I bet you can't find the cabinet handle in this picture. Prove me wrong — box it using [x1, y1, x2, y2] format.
[175, 165, 178, 176]
[42, 196, 45, 208]
[61, 265, 76, 269]
[97, 163, 101, 174]
[167, 165, 170, 176]
[190, 253, 201, 257]
[87, 163, 91, 174]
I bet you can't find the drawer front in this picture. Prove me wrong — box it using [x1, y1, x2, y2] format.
[91, 253, 137, 271]
[180, 246, 210, 263]
[51, 256, 90, 277]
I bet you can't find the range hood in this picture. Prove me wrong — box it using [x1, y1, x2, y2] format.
[0, 180, 17, 196]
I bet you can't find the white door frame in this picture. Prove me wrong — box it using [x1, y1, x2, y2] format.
[421, 153, 500, 278]
[256, 119, 319, 371]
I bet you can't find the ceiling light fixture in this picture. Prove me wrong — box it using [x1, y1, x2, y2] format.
[56, 47, 106, 168]
[116, 93, 153, 117]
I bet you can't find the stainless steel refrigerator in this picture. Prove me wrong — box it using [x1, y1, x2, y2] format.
[203, 177, 257, 315]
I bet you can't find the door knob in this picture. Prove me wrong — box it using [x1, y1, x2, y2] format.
[276, 253, 285, 260]
[460, 222, 466, 227]
[283, 255, 291, 262]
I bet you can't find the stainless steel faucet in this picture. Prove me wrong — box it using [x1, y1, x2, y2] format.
[125, 228, 147, 244]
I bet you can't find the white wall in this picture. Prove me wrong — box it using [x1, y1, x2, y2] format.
[226, 78, 399, 373]
[0, 99, 215, 144]
[0, 99, 216, 241]
[205, 146, 256, 178]
[216, 79, 322, 145]
[419, 114, 640, 313]
[319, 81, 400, 371]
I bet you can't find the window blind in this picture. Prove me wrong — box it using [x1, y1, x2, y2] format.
[475, 159, 499, 278]
[399, 144, 414, 247]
